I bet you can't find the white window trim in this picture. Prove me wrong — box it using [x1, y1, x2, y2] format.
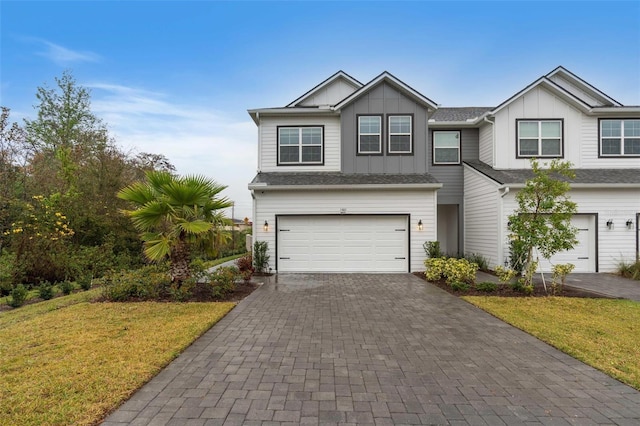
[357, 116, 382, 154]
[517, 119, 563, 158]
[599, 119, 640, 157]
[388, 115, 413, 154]
[277, 126, 323, 165]
[433, 131, 461, 165]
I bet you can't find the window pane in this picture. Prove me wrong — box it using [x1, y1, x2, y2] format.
[301, 127, 321, 145]
[519, 139, 538, 156]
[301, 146, 321, 162]
[360, 116, 380, 133]
[390, 116, 411, 133]
[602, 138, 621, 155]
[389, 135, 411, 152]
[541, 139, 561, 156]
[519, 122, 539, 138]
[435, 148, 459, 163]
[602, 120, 621, 137]
[624, 138, 640, 155]
[541, 121, 561, 137]
[280, 146, 299, 162]
[360, 135, 380, 152]
[434, 132, 459, 148]
[624, 120, 640, 137]
[279, 129, 299, 145]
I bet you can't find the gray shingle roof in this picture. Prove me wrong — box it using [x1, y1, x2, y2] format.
[250, 172, 440, 186]
[465, 161, 640, 185]
[430, 107, 493, 122]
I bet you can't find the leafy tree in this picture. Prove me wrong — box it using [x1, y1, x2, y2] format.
[118, 171, 232, 285]
[507, 159, 578, 293]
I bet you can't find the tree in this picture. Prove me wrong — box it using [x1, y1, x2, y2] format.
[507, 158, 578, 293]
[118, 171, 232, 285]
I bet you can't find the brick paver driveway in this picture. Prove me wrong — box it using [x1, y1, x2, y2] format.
[103, 274, 640, 425]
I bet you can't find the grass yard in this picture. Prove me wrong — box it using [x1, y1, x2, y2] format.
[463, 296, 640, 390]
[0, 293, 235, 425]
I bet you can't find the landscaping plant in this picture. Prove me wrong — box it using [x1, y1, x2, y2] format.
[252, 240, 270, 274]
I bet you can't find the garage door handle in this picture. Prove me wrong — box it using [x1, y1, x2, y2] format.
[280, 257, 290, 259]
[578, 257, 589, 259]
[395, 257, 406, 260]
[395, 229, 406, 231]
[280, 229, 290, 232]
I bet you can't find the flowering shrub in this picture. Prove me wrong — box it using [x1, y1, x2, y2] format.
[494, 265, 517, 284]
[424, 257, 478, 284]
[424, 257, 447, 281]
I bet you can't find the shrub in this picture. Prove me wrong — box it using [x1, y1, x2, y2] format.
[38, 281, 55, 300]
[464, 253, 489, 271]
[616, 260, 640, 281]
[235, 254, 254, 282]
[495, 265, 517, 285]
[442, 258, 478, 284]
[78, 274, 93, 291]
[0, 250, 16, 295]
[508, 238, 527, 273]
[450, 281, 470, 292]
[551, 263, 575, 295]
[253, 241, 270, 274]
[424, 257, 446, 281]
[100, 265, 170, 302]
[423, 241, 442, 258]
[8, 284, 28, 308]
[60, 280, 75, 295]
[207, 266, 238, 299]
[476, 281, 498, 292]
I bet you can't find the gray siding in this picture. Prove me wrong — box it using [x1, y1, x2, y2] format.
[341, 82, 429, 174]
[428, 128, 479, 204]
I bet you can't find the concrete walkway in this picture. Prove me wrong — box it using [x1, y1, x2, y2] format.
[103, 273, 640, 425]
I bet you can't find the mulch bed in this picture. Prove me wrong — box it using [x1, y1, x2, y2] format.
[413, 272, 609, 298]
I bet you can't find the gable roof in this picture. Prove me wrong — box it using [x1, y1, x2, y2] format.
[546, 66, 622, 107]
[464, 161, 640, 187]
[286, 71, 363, 107]
[332, 71, 438, 111]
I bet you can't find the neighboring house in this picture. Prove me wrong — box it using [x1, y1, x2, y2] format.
[248, 67, 640, 273]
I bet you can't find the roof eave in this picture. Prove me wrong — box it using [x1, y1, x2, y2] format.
[249, 183, 443, 191]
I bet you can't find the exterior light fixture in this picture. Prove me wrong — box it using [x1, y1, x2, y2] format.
[627, 219, 633, 230]
[263, 220, 269, 232]
[606, 219, 614, 230]
[417, 220, 423, 231]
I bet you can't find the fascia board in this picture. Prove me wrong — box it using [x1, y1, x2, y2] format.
[546, 66, 623, 107]
[248, 183, 443, 191]
[286, 71, 363, 107]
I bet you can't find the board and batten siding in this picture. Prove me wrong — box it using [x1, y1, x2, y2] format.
[463, 165, 501, 268]
[493, 86, 584, 169]
[502, 188, 640, 272]
[298, 78, 359, 107]
[478, 122, 493, 166]
[548, 74, 605, 107]
[253, 188, 437, 272]
[340, 82, 429, 174]
[258, 116, 341, 172]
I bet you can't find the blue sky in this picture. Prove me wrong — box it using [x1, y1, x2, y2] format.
[2, 1, 639, 219]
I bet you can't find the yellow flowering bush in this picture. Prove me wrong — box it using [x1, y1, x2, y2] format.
[424, 257, 478, 284]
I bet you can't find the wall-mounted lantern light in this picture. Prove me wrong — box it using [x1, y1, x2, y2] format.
[606, 219, 614, 230]
[417, 220, 423, 231]
[263, 220, 269, 232]
[627, 219, 634, 230]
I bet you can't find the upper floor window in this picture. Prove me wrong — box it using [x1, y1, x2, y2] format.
[516, 119, 563, 158]
[433, 131, 460, 165]
[388, 115, 412, 154]
[358, 115, 382, 154]
[278, 126, 323, 165]
[600, 119, 640, 157]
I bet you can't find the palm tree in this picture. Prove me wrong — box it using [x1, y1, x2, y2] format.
[117, 171, 232, 285]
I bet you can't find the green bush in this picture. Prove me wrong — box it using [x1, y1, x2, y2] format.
[495, 265, 517, 285]
[208, 266, 238, 299]
[424, 257, 478, 284]
[450, 281, 470, 292]
[465, 253, 489, 271]
[235, 254, 254, 282]
[616, 260, 640, 281]
[475, 281, 498, 292]
[0, 250, 16, 296]
[100, 265, 170, 302]
[60, 280, 75, 295]
[8, 284, 28, 308]
[38, 281, 55, 300]
[423, 241, 442, 258]
[253, 241, 270, 274]
[509, 238, 527, 273]
[424, 257, 446, 281]
[78, 274, 92, 291]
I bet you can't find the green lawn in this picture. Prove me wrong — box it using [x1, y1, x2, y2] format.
[463, 296, 640, 390]
[0, 291, 235, 425]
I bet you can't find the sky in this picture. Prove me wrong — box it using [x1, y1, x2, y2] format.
[1, 1, 639, 220]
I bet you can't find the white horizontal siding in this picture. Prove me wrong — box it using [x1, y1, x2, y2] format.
[478, 122, 493, 166]
[299, 79, 358, 107]
[502, 188, 640, 272]
[259, 116, 341, 172]
[580, 116, 640, 167]
[253, 188, 437, 272]
[463, 166, 501, 268]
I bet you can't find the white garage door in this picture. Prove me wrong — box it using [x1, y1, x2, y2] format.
[538, 214, 596, 273]
[277, 215, 408, 272]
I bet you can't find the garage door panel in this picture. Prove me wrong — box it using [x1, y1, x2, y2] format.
[277, 215, 408, 272]
[538, 215, 595, 273]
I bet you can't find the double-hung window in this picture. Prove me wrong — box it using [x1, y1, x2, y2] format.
[277, 126, 323, 165]
[600, 119, 640, 156]
[433, 131, 461, 164]
[388, 115, 412, 154]
[517, 119, 563, 157]
[358, 115, 382, 154]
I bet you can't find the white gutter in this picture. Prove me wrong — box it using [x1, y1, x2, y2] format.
[248, 183, 444, 191]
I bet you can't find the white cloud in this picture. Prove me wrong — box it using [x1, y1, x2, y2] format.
[89, 82, 257, 220]
[33, 39, 101, 65]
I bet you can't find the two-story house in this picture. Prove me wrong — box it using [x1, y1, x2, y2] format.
[248, 67, 640, 273]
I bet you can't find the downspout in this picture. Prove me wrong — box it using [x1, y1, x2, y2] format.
[483, 115, 495, 166]
[256, 112, 261, 172]
[499, 185, 510, 268]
